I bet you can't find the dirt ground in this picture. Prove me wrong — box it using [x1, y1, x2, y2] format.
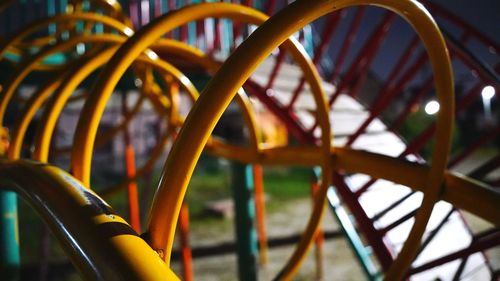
[171, 198, 366, 280]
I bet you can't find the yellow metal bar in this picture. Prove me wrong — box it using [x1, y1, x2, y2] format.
[145, 1, 452, 279]
[0, 34, 126, 126]
[7, 77, 63, 160]
[36, 52, 198, 164]
[0, 13, 133, 60]
[66, 8, 330, 277]
[331, 147, 499, 226]
[0, 159, 179, 280]
[69, 2, 330, 187]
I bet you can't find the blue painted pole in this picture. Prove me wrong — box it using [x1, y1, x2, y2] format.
[0, 191, 20, 281]
[1, 128, 19, 280]
[231, 162, 258, 281]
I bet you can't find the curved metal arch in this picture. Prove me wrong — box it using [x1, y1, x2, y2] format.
[0, 13, 134, 61]
[0, 159, 179, 280]
[70, 3, 331, 187]
[66, 9, 330, 281]
[147, 0, 454, 280]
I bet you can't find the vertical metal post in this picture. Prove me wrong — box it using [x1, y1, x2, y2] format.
[179, 203, 193, 281]
[0, 192, 19, 281]
[121, 92, 141, 233]
[0, 127, 19, 281]
[310, 176, 324, 280]
[253, 164, 268, 265]
[231, 162, 258, 281]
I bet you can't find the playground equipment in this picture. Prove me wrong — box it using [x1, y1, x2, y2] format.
[0, 0, 498, 280]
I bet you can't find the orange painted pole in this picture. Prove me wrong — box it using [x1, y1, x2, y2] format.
[253, 164, 268, 265]
[121, 92, 141, 233]
[178, 203, 193, 281]
[311, 179, 324, 280]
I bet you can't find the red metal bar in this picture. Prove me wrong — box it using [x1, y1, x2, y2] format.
[378, 208, 418, 235]
[179, 203, 193, 281]
[346, 37, 424, 146]
[168, 0, 176, 10]
[231, 0, 253, 48]
[253, 165, 268, 265]
[356, 72, 498, 196]
[353, 178, 376, 198]
[287, 12, 344, 109]
[264, 0, 278, 15]
[154, 0, 162, 17]
[180, 24, 188, 43]
[330, 7, 365, 83]
[420, 0, 500, 54]
[213, 18, 221, 53]
[163, 0, 177, 38]
[445, 35, 500, 87]
[129, 0, 139, 29]
[414, 208, 455, 260]
[400, 68, 499, 158]
[333, 173, 394, 271]
[408, 231, 500, 276]
[265, 49, 286, 90]
[245, 80, 316, 144]
[390, 75, 434, 131]
[196, 19, 204, 49]
[371, 191, 415, 222]
[312, 12, 344, 66]
[328, 12, 396, 104]
[308, 12, 396, 134]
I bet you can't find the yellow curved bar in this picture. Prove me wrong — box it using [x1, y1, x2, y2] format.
[0, 13, 133, 60]
[152, 39, 263, 152]
[331, 147, 498, 226]
[96, 41, 265, 196]
[69, 5, 331, 277]
[0, 159, 179, 280]
[7, 76, 63, 160]
[0, 34, 126, 126]
[35, 51, 199, 164]
[68, 3, 317, 183]
[7, 53, 148, 161]
[28, 57, 175, 191]
[150, 0, 453, 279]
[1, 14, 129, 67]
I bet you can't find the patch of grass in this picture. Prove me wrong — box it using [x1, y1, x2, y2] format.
[263, 166, 314, 201]
[186, 171, 231, 218]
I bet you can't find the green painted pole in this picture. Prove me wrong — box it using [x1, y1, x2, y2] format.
[0, 191, 20, 281]
[231, 162, 258, 281]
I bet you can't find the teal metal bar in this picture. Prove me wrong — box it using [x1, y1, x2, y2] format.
[327, 188, 381, 280]
[231, 162, 258, 281]
[48, 0, 56, 33]
[0, 191, 20, 281]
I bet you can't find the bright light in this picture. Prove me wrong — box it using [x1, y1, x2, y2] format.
[145, 49, 159, 61]
[425, 100, 440, 115]
[123, 27, 134, 36]
[481, 85, 495, 100]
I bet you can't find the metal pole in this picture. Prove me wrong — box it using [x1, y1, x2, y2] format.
[0, 191, 20, 281]
[253, 164, 268, 265]
[0, 127, 19, 281]
[231, 162, 258, 281]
